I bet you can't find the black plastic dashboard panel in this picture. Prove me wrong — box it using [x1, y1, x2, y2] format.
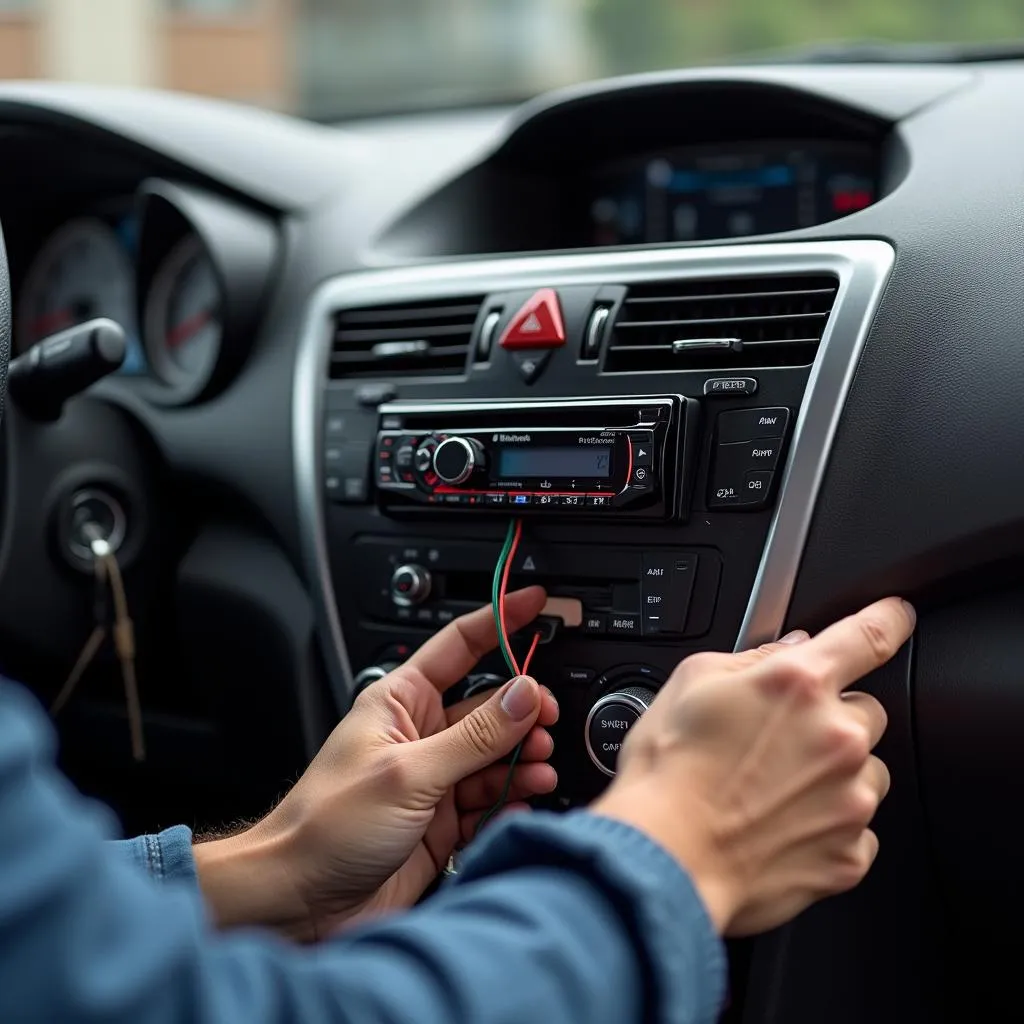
[293, 240, 893, 707]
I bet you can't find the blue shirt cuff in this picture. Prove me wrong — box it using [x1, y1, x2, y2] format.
[115, 826, 199, 888]
[455, 810, 727, 1024]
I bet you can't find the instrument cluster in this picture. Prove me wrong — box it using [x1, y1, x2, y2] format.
[13, 181, 277, 406]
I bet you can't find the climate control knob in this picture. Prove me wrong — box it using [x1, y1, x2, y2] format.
[432, 436, 483, 485]
[390, 564, 432, 607]
[585, 685, 656, 776]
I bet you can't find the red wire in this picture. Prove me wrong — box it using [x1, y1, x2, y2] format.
[498, 519, 523, 676]
[521, 630, 541, 676]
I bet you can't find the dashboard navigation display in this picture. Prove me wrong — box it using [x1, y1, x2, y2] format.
[589, 141, 877, 245]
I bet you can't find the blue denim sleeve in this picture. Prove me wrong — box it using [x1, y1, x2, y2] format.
[115, 828, 199, 886]
[0, 679, 725, 1024]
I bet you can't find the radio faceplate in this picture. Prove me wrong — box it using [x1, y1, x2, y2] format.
[375, 396, 691, 518]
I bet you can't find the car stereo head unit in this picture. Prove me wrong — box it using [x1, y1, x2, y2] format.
[374, 397, 692, 518]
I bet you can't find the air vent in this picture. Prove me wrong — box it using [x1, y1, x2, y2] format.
[603, 274, 838, 374]
[330, 295, 484, 379]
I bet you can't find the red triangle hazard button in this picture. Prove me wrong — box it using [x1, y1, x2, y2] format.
[499, 288, 565, 349]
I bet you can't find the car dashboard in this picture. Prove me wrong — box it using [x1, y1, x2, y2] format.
[0, 62, 1021, 1022]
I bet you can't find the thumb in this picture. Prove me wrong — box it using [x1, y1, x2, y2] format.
[413, 676, 542, 792]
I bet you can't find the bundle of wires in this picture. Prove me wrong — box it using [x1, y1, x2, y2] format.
[475, 517, 541, 834]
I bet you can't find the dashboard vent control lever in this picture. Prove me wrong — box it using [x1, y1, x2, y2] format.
[582, 305, 611, 360]
[672, 337, 743, 353]
[9, 318, 126, 422]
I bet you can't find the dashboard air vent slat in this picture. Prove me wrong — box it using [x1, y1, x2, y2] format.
[603, 275, 838, 374]
[331, 295, 484, 379]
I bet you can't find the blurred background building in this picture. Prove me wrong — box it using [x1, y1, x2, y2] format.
[0, 0, 594, 117]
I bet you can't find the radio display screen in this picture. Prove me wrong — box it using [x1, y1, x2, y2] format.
[498, 445, 612, 479]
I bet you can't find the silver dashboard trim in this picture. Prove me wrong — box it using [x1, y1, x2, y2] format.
[293, 240, 894, 707]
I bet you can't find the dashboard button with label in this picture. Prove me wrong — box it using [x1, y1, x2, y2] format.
[562, 666, 596, 685]
[582, 611, 607, 634]
[717, 407, 790, 444]
[585, 686, 655, 776]
[586, 494, 611, 509]
[641, 552, 697, 635]
[608, 614, 641, 637]
[704, 377, 758, 397]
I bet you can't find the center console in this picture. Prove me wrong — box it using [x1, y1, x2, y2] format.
[294, 240, 893, 808]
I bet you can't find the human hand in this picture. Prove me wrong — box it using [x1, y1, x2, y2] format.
[194, 586, 558, 940]
[592, 597, 915, 936]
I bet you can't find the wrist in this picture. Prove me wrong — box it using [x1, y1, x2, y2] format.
[193, 819, 314, 941]
[591, 784, 741, 935]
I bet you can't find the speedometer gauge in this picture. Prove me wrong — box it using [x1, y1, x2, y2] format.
[144, 236, 223, 393]
[17, 218, 137, 355]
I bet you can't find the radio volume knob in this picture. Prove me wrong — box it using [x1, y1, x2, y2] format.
[390, 564, 432, 607]
[433, 436, 483, 485]
[585, 685, 657, 776]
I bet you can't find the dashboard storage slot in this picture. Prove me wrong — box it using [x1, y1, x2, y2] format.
[603, 274, 838, 373]
[353, 536, 716, 641]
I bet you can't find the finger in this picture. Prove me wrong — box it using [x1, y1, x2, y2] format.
[772, 597, 915, 693]
[448, 684, 559, 729]
[746, 630, 811, 658]
[840, 691, 888, 749]
[517, 726, 554, 763]
[834, 828, 880, 894]
[460, 802, 531, 843]
[405, 586, 547, 693]
[455, 762, 558, 810]
[858, 754, 891, 803]
[411, 676, 543, 791]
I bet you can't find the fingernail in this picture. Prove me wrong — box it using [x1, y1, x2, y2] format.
[501, 676, 537, 721]
[901, 600, 917, 627]
[779, 629, 810, 644]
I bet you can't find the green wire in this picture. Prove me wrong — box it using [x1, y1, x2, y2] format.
[492, 519, 518, 677]
[475, 517, 524, 837]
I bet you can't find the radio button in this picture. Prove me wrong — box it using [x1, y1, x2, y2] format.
[629, 432, 655, 467]
[561, 494, 584, 507]
[484, 492, 508, 506]
[414, 446, 434, 473]
[585, 494, 611, 509]
[509, 493, 533, 507]
[535, 493, 559, 508]
[608, 614, 641, 637]
[582, 612, 607, 634]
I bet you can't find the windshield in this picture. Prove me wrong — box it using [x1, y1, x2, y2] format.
[2, 1, 1023, 119]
